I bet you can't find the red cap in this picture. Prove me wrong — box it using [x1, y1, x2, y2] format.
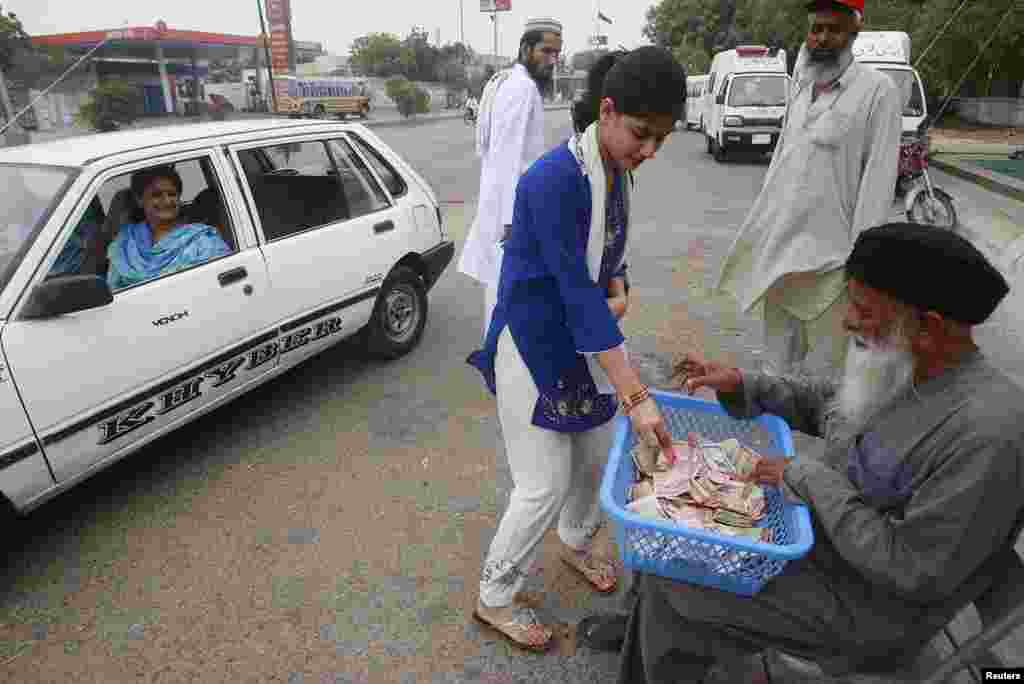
[805, 0, 865, 13]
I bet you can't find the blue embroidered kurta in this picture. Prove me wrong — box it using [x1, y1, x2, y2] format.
[467, 142, 629, 433]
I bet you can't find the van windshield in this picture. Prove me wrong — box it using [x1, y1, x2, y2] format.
[878, 68, 925, 118]
[728, 75, 788, 107]
[0, 164, 75, 295]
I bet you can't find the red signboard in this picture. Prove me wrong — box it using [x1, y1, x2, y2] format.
[265, 0, 294, 75]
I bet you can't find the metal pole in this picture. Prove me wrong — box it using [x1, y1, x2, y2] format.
[460, 0, 465, 50]
[493, 11, 498, 62]
[256, 0, 278, 113]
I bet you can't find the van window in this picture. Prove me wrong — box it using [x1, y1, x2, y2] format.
[878, 69, 925, 118]
[728, 75, 787, 107]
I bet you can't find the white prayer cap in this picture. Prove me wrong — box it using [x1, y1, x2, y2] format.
[524, 17, 563, 35]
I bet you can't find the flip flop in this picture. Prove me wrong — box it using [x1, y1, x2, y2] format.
[471, 605, 553, 653]
[560, 552, 618, 593]
[576, 613, 628, 652]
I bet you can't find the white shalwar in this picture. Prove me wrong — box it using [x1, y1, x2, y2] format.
[479, 328, 613, 608]
[457, 64, 547, 331]
[717, 48, 903, 375]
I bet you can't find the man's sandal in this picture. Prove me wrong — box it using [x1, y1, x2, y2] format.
[472, 604, 554, 653]
[560, 551, 618, 593]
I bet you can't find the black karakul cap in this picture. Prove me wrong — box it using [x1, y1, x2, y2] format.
[845, 223, 1009, 325]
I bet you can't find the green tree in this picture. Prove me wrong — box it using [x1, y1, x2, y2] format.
[0, 5, 30, 73]
[350, 33, 403, 78]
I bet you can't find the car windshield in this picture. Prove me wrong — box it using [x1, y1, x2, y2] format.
[0, 164, 74, 295]
[879, 68, 926, 118]
[728, 75, 788, 107]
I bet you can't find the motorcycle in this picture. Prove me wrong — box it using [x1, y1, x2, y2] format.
[897, 125, 957, 229]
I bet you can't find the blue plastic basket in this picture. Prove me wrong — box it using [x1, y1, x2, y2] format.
[599, 389, 814, 596]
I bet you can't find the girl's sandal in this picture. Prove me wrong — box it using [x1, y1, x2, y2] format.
[472, 604, 554, 653]
[560, 551, 618, 593]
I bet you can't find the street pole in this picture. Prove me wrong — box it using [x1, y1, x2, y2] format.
[493, 11, 498, 63]
[256, 0, 278, 113]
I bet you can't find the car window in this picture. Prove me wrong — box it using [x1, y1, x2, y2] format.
[348, 133, 407, 198]
[327, 137, 389, 217]
[239, 140, 351, 242]
[0, 165, 74, 293]
[45, 157, 237, 292]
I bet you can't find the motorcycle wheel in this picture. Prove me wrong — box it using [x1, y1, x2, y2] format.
[907, 188, 957, 229]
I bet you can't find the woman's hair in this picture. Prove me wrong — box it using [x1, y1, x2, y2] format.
[572, 50, 626, 133]
[131, 165, 183, 199]
[572, 46, 687, 133]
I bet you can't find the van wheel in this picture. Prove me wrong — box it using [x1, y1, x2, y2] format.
[361, 266, 428, 360]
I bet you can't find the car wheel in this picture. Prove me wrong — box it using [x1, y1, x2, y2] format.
[362, 266, 428, 360]
[713, 138, 727, 163]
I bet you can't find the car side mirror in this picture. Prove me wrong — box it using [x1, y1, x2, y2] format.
[20, 275, 113, 319]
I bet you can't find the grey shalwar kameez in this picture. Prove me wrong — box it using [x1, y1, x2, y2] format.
[618, 352, 1024, 683]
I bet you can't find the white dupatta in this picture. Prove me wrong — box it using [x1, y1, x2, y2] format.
[568, 121, 632, 394]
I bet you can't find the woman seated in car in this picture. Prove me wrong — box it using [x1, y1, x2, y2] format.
[107, 166, 231, 291]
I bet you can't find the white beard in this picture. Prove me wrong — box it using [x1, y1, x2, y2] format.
[834, 335, 916, 436]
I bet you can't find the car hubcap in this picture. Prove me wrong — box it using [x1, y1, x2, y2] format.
[383, 286, 419, 343]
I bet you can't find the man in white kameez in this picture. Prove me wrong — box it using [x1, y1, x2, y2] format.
[457, 18, 563, 334]
[717, 0, 903, 377]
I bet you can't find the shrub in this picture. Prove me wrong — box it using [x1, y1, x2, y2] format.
[75, 80, 141, 131]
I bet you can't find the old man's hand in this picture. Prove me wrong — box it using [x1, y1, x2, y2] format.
[671, 353, 743, 396]
[742, 456, 791, 487]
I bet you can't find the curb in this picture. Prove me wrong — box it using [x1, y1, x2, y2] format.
[931, 155, 1024, 204]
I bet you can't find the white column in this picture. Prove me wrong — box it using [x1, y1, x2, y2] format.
[155, 41, 174, 115]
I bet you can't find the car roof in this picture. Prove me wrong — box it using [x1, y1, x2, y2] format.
[0, 119, 362, 169]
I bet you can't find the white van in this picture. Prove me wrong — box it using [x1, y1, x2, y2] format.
[686, 74, 709, 130]
[705, 46, 789, 162]
[852, 31, 927, 136]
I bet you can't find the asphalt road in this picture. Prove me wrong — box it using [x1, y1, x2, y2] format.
[2, 115, 1019, 683]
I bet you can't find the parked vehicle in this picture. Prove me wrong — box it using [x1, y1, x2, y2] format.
[463, 107, 477, 126]
[898, 127, 957, 228]
[705, 46, 789, 162]
[276, 76, 372, 120]
[0, 119, 454, 518]
[853, 31, 956, 228]
[685, 74, 709, 131]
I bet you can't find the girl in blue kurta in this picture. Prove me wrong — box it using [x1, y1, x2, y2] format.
[467, 47, 688, 651]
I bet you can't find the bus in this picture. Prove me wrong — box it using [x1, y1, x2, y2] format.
[275, 76, 372, 120]
[686, 74, 709, 131]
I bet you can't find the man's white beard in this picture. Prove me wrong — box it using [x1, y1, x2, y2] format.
[802, 43, 855, 85]
[834, 334, 916, 435]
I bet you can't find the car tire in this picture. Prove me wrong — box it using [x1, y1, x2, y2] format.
[713, 138, 727, 163]
[362, 266, 428, 360]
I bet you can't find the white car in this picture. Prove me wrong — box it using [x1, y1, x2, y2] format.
[0, 119, 453, 518]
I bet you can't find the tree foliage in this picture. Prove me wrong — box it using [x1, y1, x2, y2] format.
[351, 26, 478, 89]
[0, 5, 30, 73]
[642, 0, 1024, 97]
[75, 80, 141, 131]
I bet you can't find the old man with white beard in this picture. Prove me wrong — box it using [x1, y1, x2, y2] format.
[611, 223, 1024, 684]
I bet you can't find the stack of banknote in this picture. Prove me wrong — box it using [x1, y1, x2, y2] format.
[627, 433, 772, 543]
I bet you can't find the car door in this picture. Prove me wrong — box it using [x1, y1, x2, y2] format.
[228, 135, 386, 369]
[0, 150, 279, 484]
[327, 134, 411, 288]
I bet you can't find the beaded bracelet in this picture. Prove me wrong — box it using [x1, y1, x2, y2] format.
[621, 386, 651, 415]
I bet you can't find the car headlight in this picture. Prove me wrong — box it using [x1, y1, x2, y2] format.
[723, 115, 744, 127]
